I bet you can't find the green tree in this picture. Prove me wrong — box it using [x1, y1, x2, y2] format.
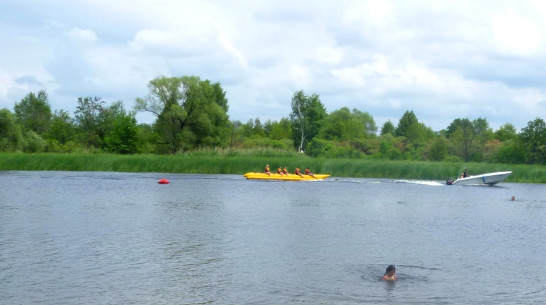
[228, 120, 245, 148]
[136, 123, 156, 153]
[74, 98, 136, 151]
[269, 118, 292, 140]
[241, 119, 255, 138]
[407, 121, 435, 148]
[320, 108, 350, 140]
[352, 109, 377, 136]
[289, 90, 327, 152]
[446, 117, 493, 162]
[380, 120, 395, 136]
[519, 117, 546, 164]
[102, 101, 126, 134]
[394, 110, 433, 149]
[320, 107, 376, 141]
[14, 90, 52, 135]
[263, 120, 273, 137]
[428, 136, 447, 161]
[252, 118, 266, 137]
[104, 111, 139, 154]
[136, 76, 229, 153]
[394, 110, 418, 138]
[447, 118, 475, 162]
[0, 108, 24, 151]
[23, 131, 46, 153]
[74, 97, 106, 148]
[379, 135, 405, 160]
[494, 123, 518, 142]
[47, 110, 76, 145]
[471, 118, 493, 161]
[496, 141, 527, 164]
[306, 138, 364, 159]
[444, 118, 468, 138]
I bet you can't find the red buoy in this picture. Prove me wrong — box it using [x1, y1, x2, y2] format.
[158, 178, 170, 184]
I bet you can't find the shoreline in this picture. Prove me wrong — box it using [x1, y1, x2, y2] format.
[1, 153, 545, 183]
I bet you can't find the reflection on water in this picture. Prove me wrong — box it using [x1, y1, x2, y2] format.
[1, 171, 546, 304]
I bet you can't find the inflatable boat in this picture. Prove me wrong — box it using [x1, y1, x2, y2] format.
[244, 172, 330, 180]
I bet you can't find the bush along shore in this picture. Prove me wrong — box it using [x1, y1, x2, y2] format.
[0, 152, 545, 183]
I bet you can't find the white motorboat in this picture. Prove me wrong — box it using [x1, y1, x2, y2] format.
[447, 171, 512, 186]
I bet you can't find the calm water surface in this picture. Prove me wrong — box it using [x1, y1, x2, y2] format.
[1, 171, 546, 304]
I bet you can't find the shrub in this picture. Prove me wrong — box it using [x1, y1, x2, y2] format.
[23, 131, 46, 153]
[496, 143, 527, 164]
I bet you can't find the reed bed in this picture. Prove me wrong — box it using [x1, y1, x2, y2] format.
[1, 152, 545, 183]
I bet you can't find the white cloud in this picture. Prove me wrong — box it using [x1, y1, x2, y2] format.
[216, 31, 247, 68]
[288, 65, 312, 88]
[129, 28, 215, 56]
[0, 71, 16, 102]
[0, 0, 545, 131]
[64, 27, 98, 44]
[341, 0, 394, 25]
[365, 0, 395, 24]
[513, 88, 546, 111]
[492, 10, 542, 56]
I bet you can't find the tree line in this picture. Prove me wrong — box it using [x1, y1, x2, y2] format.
[1, 75, 545, 164]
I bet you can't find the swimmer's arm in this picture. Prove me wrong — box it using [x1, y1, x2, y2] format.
[381, 275, 397, 281]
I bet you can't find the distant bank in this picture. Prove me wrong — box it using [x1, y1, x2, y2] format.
[0, 153, 545, 184]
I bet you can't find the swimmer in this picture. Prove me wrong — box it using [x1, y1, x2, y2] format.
[382, 265, 398, 281]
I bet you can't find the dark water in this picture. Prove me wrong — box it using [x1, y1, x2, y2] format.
[1, 171, 546, 304]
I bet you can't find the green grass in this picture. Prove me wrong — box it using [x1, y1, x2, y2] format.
[1, 152, 545, 183]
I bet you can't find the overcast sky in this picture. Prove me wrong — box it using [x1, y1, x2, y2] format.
[1, 0, 545, 131]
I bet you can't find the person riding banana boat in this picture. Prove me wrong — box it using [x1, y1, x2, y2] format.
[244, 166, 329, 180]
[294, 167, 304, 178]
[305, 167, 316, 179]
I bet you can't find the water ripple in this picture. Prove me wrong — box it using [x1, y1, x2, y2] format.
[1, 172, 546, 304]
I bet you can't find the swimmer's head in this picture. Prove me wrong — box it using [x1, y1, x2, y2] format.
[385, 265, 396, 275]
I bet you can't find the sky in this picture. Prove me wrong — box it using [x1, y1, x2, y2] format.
[1, 0, 546, 132]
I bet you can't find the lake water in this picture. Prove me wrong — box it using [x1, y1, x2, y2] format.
[1, 171, 546, 304]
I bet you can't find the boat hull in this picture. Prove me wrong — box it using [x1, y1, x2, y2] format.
[452, 171, 512, 186]
[244, 172, 330, 180]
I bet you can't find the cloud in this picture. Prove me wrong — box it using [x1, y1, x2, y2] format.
[16, 75, 44, 87]
[1, 0, 545, 132]
[64, 27, 98, 44]
[0, 72, 17, 104]
[129, 28, 217, 57]
[492, 10, 542, 56]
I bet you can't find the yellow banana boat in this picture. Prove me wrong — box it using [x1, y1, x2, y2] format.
[244, 172, 330, 180]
